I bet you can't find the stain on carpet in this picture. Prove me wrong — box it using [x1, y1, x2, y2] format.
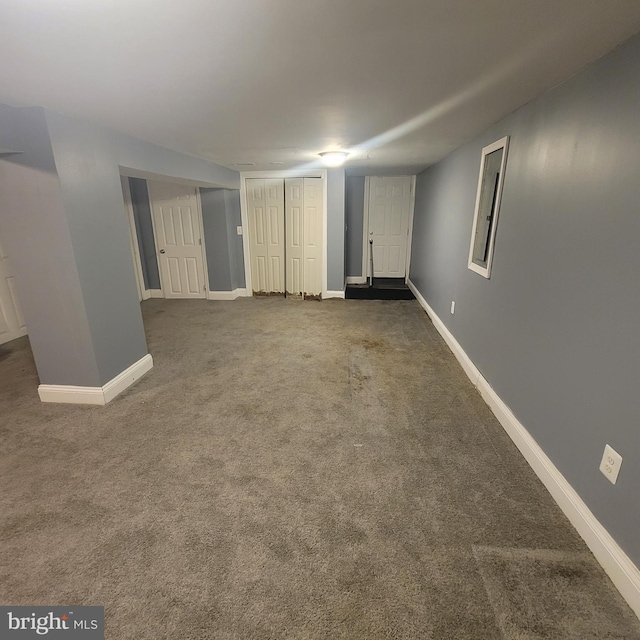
[473, 546, 640, 639]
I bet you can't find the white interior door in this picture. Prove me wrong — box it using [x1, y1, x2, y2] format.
[148, 180, 207, 299]
[0, 234, 27, 345]
[302, 178, 323, 296]
[247, 178, 285, 294]
[368, 176, 412, 278]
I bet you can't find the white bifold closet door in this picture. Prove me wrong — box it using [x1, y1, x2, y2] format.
[284, 177, 323, 297]
[246, 179, 286, 294]
[247, 177, 323, 297]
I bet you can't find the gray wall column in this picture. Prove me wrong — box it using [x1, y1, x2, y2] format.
[0, 107, 102, 386]
[200, 188, 245, 292]
[43, 111, 148, 385]
[345, 176, 365, 278]
[327, 168, 346, 292]
[201, 188, 232, 292]
[224, 189, 245, 290]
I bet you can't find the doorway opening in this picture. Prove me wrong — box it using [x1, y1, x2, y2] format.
[146, 180, 208, 299]
[362, 176, 414, 282]
[121, 176, 210, 301]
[346, 176, 416, 300]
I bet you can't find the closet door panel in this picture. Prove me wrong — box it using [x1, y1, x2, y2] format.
[265, 179, 285, 293]
[285, 178, 303, 296]
[246, 179, 269, 293]
[303, 178, 323, 296]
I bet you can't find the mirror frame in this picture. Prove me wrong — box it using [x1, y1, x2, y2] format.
[468, 135, 510, 279]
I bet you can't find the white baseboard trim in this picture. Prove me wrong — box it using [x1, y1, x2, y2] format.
[38, 354, 153, 406]
[207, 288, 248, 301]
[149, 289, 163, 299]
[346, 276, 366, 284]
[407, 278, 640, 619]
[476, 376, 640, 618]
[407, 279, 480, 386]
[141, 290, 151, 301]
[324, 290, 345, 299]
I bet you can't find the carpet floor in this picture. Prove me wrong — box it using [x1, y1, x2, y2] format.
[1, 298, 639, 639]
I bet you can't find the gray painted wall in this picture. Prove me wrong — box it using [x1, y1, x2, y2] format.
[327, 168, 346, 291]
[0, 106, 100, 386]
[224, 190, 245, 290]
[410, 33, 640, 565]
[200, 188, 245, 292]
[114, 136, 238, 191]
[201, 188, 232, 291]
[128, 177, 161, 290]
[345, 176, 365, 277]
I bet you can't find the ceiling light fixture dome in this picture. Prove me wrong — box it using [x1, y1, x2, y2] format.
[319, 151, 348, 167]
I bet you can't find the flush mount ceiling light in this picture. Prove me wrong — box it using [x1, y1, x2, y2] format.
[319, 151, 348, 167]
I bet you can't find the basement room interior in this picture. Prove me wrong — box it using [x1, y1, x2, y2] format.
[1, 1, 640, 638]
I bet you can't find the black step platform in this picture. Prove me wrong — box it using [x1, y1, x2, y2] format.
[345, 278, 415, 300]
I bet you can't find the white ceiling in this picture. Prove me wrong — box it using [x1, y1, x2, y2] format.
[1, 1, 639, 176]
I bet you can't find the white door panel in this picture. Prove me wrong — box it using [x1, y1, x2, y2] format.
[0, 234, 27, 345]
[368, 177, 412, 278]
[247, 178, 285, 294]
[285, 178, 303, 296]
[266, 180, 285, 293]
[303, 178, 323, 296]
[148, 181, 207, 299]
[247, 180, 269, 293]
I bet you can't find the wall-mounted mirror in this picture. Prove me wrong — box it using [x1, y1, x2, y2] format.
[468, 136, 509, 278]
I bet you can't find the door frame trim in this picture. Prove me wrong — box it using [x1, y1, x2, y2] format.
[361, 175, 416, 282]
[239, 170, 328, 298]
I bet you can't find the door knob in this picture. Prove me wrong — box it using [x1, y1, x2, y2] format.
[159, 249, 166, 254]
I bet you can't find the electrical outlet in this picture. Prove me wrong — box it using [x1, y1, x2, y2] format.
[599, 444, 623, 485]
[450, 301, 455, 314]
[236, 226, 243, 235]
